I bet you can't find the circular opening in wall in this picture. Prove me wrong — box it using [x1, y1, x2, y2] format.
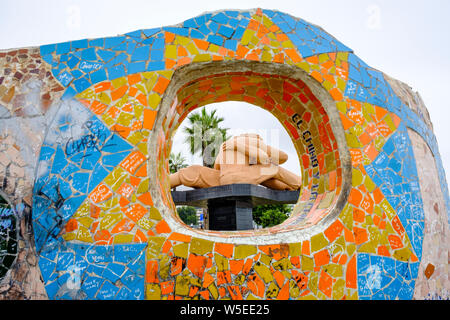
[170, 102, 302, 230]
[151, 60, 350, 240]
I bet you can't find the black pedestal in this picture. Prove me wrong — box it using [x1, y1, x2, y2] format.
[171, 184, 299, 231]
[207, 198, 253, 231]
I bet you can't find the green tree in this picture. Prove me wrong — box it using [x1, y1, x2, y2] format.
[252, 204, 291, 228]
[169, 152, 188, 174]
[177, 206, 197, 226]
[183, 107, 229, 168]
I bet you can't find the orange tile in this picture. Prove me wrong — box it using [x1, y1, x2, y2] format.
[165, 32, 175, 43]
[306, 56, 319, 64]
[276, 33, 289, 42]
[353, 226, 368, 245]
[353, 207, 365, 223]
[391, 216, 405, 237]
[127, 73, 141, 86]
[284, 48, 302, 63]
[117, 182, 134, 198]
[177, 45, 188, 57]
[189, 286, 199, 297]
[154, 76, 171, 95]
[314, 249, 330, 267]
[236, 44, 250, 58]
[301, 240, 310, 255]
[89, 101, 108, 115]
[273, 270, 285, 288]
[135, 163, 147, 177]
[111, 85, 128, 101]
[155, 220, 172, 234]
[89, 183, 113, 203]
[134, 229, 148, 243]
[120, 151, 146, 174]
[277, 281, 290, 300]
[202, 272, 215, 288]
[160, 280, 174, 295]
[136, 192, 152, 206]
[364, 142, 379, 162]
[329, 87, 343, 101]
[165, 59, 176, 69]
[318, 270, 333, 298]
[94, 81, 111, 93]
[146, 260, 159, 283]
[324, 219, 344, 242]
[242, 258, 253, 275]
[112, 124, 131, 139]
[344, 227, 355, 243]
[176, 57, 192, 67]
[187, 253, 207, 278]
[143, 109, 158, 130]
[373, 188, 385, 204]
[348, 188, 363, 207]
[94, 229, 112, 244]
[129, 176, 141, 187]
[107, 106, 120, 119]
[122, 203, 147, 223]
[375, 105, 388, 121]
[388, 234, 403, 250]
[111, 218, 135, 234]
[377, 245, 390, 257]
[65, 219, 78, 233]
[214, 242, 234, 258]
[230, 259, 244, 275]
[136, 93, 148, 107]
[168, 232, 191, 242]
[345, 255, 357, 289]
[193, 38, 209, 51]
[290, 256, 300, 268]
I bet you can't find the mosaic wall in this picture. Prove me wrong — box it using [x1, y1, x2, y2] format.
[0, 8, 448, 300]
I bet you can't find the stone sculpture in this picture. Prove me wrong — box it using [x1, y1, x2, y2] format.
[170, 133, 301, 190]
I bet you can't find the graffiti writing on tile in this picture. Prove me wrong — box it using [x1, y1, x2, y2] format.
[0, 206, 17, 279]
[65, 120, 116, 156]
[291, 113, 320, 170]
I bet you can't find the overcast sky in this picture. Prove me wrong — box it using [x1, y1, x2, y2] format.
[1, 0, 449, 181]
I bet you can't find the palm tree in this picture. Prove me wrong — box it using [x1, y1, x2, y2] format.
[169, 152, 188, 174]
[183, 107, 229, 168]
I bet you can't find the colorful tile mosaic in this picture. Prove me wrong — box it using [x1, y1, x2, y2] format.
[0, 8, 448, 300]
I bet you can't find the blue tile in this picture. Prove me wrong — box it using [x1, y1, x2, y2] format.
[218, 25, 234, 38]
[97, 49, 116, 63]
[96, 280, 119, 299]
[73, 76, 91, 93]
[107, 64, 126, 80]
[81, 276, 103, 299]
[147, 61, 165, 71]
[127, 61, 146, 74]
[90, 68, 107, 83]
[71, 39, 88, 49]
[79, 61, 103, 72]
[104, 36, 126, 49]
[164, 27, 189, 37]
[56, 42, 71, 55]
[71, 173, 89, 194]
[143, 28, 160, 38]
[207, 35, 223, 46]
[150, 49, 164, 62]
[131, 45, 150, 62]
[40, 44, 56, 55]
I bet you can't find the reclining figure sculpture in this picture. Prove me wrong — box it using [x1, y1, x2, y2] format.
[170, 133, 301, 190]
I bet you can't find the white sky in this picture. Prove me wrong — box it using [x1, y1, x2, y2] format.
[1, 0, 449, 182]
